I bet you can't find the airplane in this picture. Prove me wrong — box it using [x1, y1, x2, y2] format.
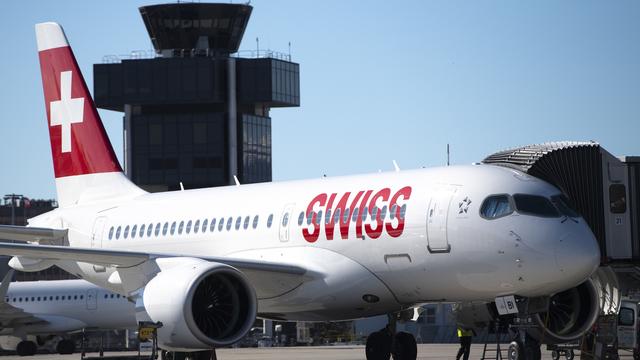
[0, 22, 603, 360]
[0, 270, 136, 356]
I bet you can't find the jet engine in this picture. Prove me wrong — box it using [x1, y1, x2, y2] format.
[454, 267, 620, 345]
[140, 258, 257, 350]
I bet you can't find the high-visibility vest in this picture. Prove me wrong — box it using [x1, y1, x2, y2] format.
[457, 328, 474, 337]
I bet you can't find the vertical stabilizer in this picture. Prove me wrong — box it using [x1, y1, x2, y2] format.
[36, 22, 144, 207]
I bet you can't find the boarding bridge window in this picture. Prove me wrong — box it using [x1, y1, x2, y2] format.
[551, 195, 579, 218]
[513, 194, 559, 218]
[480, 195, 514, 219]
[610, 184, 627, 214]
[619, 307, 635, 326]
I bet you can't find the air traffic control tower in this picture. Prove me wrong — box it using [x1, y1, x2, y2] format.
[94, 3, 299, 192]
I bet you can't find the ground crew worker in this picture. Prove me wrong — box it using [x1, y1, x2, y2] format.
[456, 326, 474, 360]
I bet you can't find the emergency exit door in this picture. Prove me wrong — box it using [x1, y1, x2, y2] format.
[427, 187, 456, 253]
[86, 289, 97, 310]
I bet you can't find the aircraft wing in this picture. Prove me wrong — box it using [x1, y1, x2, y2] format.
[0, 270, 48, 331]
[0, 225, 67, 245]
[0, 241, 310, 299]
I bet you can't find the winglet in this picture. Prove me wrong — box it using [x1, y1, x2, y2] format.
[0, 269, 15, 300]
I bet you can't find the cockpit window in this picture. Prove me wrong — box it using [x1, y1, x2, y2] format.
[480, 195, 513, 219]
[513, 194, 560, 218]
[551, 195, 579, 218]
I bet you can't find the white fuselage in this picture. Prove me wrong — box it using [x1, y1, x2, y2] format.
[2, 279, 136, 336]
[29, 164, 600, 321]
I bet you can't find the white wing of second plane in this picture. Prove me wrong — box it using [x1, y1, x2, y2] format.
[0, 271, 48, 333]
[0, 238, 311, 300]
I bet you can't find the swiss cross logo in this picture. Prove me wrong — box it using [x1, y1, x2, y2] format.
[50, 71, 84, 153]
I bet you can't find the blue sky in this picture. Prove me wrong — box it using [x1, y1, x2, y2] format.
[0, 1, 638, 200]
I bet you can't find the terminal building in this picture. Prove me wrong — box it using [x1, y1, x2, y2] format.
[94, 3, 300, 192]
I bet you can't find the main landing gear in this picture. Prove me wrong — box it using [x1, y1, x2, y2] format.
[161, 349, 217, 360]
[365, 313, 418, 360]
[16, 340, 37, 357]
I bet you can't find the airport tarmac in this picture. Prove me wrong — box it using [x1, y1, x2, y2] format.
[0, 344, 591, 360]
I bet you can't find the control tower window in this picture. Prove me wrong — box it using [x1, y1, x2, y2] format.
[480, 195, 513, 219]
[513, 194, 559, 218]
[609, 184, 627, 214]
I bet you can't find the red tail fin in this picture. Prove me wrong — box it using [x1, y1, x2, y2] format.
[36, 23, 143, 207]
[36, 22, 121, 178]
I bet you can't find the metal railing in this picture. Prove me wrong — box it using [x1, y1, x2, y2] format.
[102, 48, 292, 63]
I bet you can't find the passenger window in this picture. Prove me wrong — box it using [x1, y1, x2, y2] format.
[139, 224, 146, 237]
[390, 205, 397, 219]
[147, 223, 153, 237]
[218, 218, 224, 231]
[170, 222, 177, 235]
[179, 221, 185, 234]
[210, 218, 216, 232]
[131, 225, 137, 238]
[362, 207, 368, 221]
[202, 219, 208, 233]
[244, 216, 250, 229]
[371, 207, 378, 219]
[343, 208, 350, 223]
[352, 208, 359, 222]
[109, 227, 114, 240]
[267, 214, 273, 228]
[325, 209, 332, 224]
[235, 216, 241, 230]
[186, 220, 192, 234]
[381, 206, 388, 220]
[162, 222, 168, 236]
[282, 213, 289, 227]
[116, 226, 121, 239]
[124, 226, 130, 239]
[551, 195, 579, 218]
[317, 210, 323, 225]
[226, 217, 233, 231]
[154, 223, 161, 236]
[610, 184, 627, 214]
[400, 205, 407, 219]
[513, 194, 559, 218]
[298, 212, 304, 226]
[306, 212, 313, 225]
[194, 220, 200, 233]
[333, 209, 341, 224]
[252, 215, 259, 229]
[480, 195, 513, 219]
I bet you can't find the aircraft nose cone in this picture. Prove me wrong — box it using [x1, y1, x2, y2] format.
[555, 224, 600, 282]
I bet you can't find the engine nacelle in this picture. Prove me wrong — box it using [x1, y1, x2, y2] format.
[529, 278, 600, 343]
[454, 267, 620, 345]
[141, 258, 257, 350]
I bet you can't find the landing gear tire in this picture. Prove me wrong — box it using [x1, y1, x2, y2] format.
[392, 332, 417, 360]
[366, 330, 392, 360]
[161, 350, 174, 360]
[551, 350, 560, 360]
[508, 340, 522, 360]
[56, 339, 75, 355]
[16, 341, 37, 356]
[566, 349, 575, 360]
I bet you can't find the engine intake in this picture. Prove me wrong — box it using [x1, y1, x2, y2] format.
[529, 278, 600, 343]
[141, 258, 257, 350]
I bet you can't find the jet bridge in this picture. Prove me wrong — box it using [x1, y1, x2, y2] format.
[482, 141, 639, 265]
